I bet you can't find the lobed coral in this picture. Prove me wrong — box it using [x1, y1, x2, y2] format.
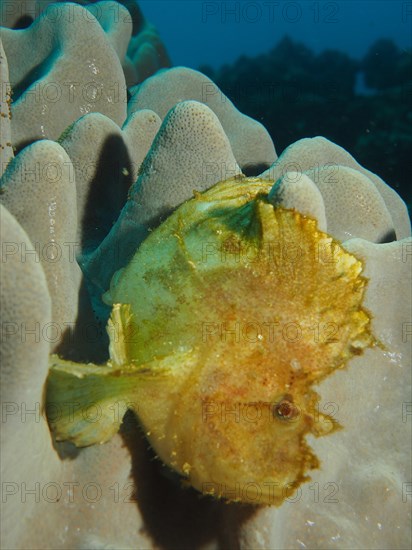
[0, 2, 411, 549]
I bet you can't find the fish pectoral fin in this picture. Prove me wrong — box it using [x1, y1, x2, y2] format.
[46, 355, 131, 447]
[107, 302, 137, 367]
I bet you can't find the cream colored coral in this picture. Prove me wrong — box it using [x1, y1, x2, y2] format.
[0, 205, 154, 550]
[0, 3, 411, 549]
[263, 136, 410, 240]
[0, 140, 82, 338]
[0, 39, 13, 177]
[1, 2, 128, 146]
[0, 0, 170, 87]
[58, 110, 161, 246]
[270, 171, 327, 232]
[128, 66, 277, 170]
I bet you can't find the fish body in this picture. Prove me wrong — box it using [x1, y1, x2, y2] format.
[47, 177, 373, 504]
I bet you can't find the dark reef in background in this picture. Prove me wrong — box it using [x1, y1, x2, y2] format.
[200, 37, 412, 210]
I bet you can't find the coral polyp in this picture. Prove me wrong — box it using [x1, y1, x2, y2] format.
[47, 176, 374, 505]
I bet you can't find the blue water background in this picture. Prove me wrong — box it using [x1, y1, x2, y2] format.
[139, 0, 412, 69]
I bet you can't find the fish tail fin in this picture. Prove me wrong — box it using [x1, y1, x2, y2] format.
[46, 355, 130, 447]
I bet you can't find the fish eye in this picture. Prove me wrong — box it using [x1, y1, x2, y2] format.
[272, 396, 299, 421]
